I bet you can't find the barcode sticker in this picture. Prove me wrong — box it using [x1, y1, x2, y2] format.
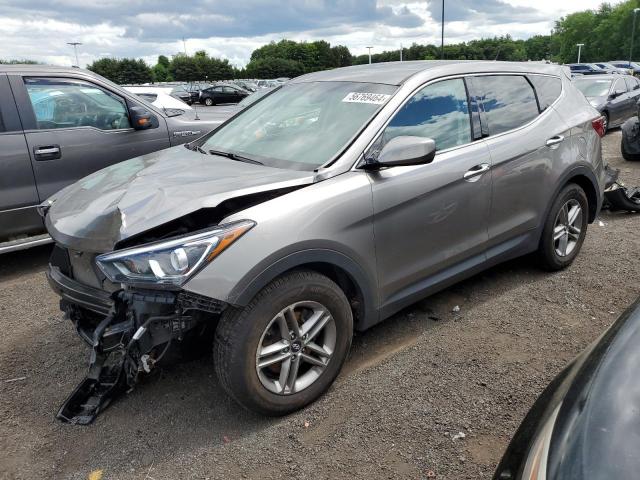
[342, 92, 391, 104]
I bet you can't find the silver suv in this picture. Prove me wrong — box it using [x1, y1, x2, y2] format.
[43, 61, 606, 423]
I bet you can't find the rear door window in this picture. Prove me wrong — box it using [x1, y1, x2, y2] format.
[528, 75, 562, 112]
[472, 75, 540, 136]
[24, 77, 131, 130]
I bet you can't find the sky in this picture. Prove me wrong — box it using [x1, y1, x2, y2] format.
[0, 0, 621, 68]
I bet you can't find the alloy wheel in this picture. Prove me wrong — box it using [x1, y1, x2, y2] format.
[553, 199, 583, 257]
[255, 301, 336, 395]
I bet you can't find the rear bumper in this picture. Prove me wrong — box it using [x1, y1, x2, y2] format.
[46, 266, 113, 316]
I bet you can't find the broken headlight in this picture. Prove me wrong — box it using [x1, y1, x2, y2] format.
[96, 220, 255, 287]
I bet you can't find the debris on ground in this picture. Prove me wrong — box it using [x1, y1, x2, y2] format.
[3, 376, 27, 383]
[87, 470, 103, 480]
[452, 432, 466, 440]
[603, 165, 640, 212]
[452, 305, 461, 313]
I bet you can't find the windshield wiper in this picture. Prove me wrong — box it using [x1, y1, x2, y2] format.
[185, 143, 208, 154]
[209, 149, 263, 165]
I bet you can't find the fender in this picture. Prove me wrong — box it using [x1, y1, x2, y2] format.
[229, 248, 379, 331]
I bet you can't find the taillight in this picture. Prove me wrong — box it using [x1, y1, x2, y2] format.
[592, 117, 606, 138]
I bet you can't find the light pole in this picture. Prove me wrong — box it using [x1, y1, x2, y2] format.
[576, 43, 584, 63]
[400, 43, 403, 62]
[629, 8, 640, 64]
[67, 42, 82, 67]
[441, 0, 445, 59]
[366, 46, 373, 64]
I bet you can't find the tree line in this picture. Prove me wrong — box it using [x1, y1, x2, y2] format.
[8, 0, 640, 83]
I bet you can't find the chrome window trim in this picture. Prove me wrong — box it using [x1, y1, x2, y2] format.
[351, 71, 564, 171]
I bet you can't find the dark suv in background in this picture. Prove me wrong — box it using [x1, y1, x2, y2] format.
[0, 65, 223, 254]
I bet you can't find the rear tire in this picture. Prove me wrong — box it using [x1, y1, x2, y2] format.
[537, 183, 589, 271]
[213, 270, 353, 415]
[204, 97, 214, 106]
[621, 139, 640, 161]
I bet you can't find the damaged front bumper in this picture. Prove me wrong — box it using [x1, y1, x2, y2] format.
[47, 249, 227, 425]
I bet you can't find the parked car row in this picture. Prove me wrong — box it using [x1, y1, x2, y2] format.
[568, 61, 640, 76]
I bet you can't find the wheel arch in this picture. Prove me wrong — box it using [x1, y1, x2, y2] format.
[228, 249, 379, 332]
[565, 172, 599, 223]
[535, 166, 601, 247]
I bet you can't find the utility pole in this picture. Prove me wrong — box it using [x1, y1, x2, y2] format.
[576, 43, 584, 63]
[441, 0, 445, 59]
[630, 8, 640, 64]
[366, 46, 373, 64]
[182, 37, 187, 55]
[400, 43, 403, 62]
[67, 42, 82, 67]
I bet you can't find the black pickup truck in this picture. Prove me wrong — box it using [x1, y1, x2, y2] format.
[0, 65, 226, 254]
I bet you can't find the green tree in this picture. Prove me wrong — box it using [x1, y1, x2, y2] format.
[87, 58, 151, 84]
[245, 57, 305, 79]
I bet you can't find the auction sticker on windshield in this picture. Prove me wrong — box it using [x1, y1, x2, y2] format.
[342, 92, 391, 104]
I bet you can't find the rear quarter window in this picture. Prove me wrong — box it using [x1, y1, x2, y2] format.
[529, 75, 562, 112]
[473, 75, 540, 136]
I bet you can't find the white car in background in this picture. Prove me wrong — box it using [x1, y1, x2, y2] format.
[124, 86, 192, 111]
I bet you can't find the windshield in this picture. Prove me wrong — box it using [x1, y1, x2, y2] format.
[237, 87, 275, 108]
[575, 79, 612, 97]
[201, 81, 396, 171]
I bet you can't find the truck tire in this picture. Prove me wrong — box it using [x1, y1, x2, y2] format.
[213, 270, 353, 415]
[537, 183, 589, 271]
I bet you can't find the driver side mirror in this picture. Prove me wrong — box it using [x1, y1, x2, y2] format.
[610, 90, 625, 99]
[129, 105, 155, 130]
[369, 136, 436, 169]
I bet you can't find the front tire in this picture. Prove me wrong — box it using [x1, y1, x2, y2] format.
[204, 97, 214, 106]
[537, 183, 589, 271]
[213, 270, 353, 415]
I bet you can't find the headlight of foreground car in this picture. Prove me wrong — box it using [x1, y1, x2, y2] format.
[517, 404, 562, 480]
[96, 220, 255, 287]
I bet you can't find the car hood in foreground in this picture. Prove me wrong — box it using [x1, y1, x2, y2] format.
[546, 297, 640, 479]
[494, 297, 640, 479]
[45, 146, 314, 252]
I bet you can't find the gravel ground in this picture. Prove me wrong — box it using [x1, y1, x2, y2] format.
[1, 131, 639, 480]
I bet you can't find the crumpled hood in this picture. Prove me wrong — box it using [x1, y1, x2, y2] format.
[45, 145, 314, 252]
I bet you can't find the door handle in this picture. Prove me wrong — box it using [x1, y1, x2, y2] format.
[546, 135, 565, 147]
[33, 145, 61, 161]
[463, 163, 491, 181]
